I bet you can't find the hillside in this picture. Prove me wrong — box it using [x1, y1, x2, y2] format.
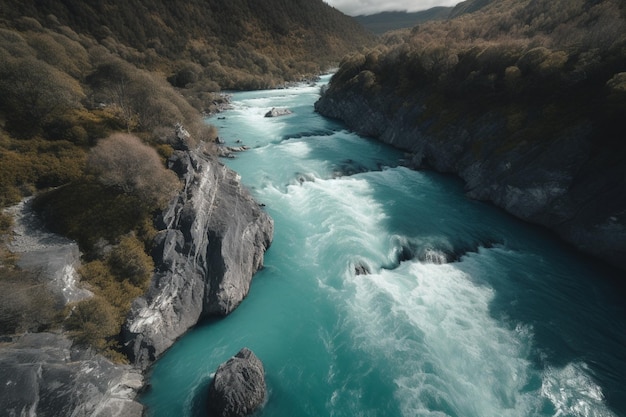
[354, 7, 453, 35]
[316, 0, 626, 270]
[1, 0, 372, 90]
[0, 0, 371, 361]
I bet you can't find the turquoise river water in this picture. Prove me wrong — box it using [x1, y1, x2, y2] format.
[141, 75, 626, 417]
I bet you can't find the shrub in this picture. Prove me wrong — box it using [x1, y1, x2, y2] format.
[0, 267, 59, 334]
[64, 296, 119, 349]
[33, 181, 146, 252]
[0, 56, 85, 138]
[87, 133, 180, 209]
[107, 235, 154, 289]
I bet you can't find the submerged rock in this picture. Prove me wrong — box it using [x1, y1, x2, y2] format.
[122, 144, 273, 369]
[354, 262, 371, 275]
[0, 333, 143, 417]
[207, 348, 266, 417]
[264, 107, 292, 117]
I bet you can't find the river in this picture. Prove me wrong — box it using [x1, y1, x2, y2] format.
[141, 75, 626, 417]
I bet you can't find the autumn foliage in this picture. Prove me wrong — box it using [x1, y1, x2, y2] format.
[88, 133, 180, 209]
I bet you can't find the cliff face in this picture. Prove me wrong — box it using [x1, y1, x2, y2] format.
[315, 89, 626, 270]
[122, 145, 273, 369]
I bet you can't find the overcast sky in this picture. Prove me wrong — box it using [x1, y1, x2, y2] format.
[324, 0, 461, 16]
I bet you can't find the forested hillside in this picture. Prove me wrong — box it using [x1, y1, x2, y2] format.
[0, 0, 371, 357]
[1, 0, 372, 89]
[354, 7, 453, 35]
[317, 0, 626, 269]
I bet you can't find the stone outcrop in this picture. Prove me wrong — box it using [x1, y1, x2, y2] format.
[264, 107, 292, 117]
[122, 144, 274, 369]
[218, 145, 250, 158]
[315, 88, 626, 270]
[207, 348, 266, 417]
[0, 333, 143, 417]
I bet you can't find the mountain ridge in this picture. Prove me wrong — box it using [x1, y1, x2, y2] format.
[354, 7, 453, 35]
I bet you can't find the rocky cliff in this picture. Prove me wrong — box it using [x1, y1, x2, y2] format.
[0, 332, 143, 417]
[315, 88, 626, 270]
[122, 144, 274, 369]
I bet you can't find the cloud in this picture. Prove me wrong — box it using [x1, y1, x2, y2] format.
[324, 0, 460, 16]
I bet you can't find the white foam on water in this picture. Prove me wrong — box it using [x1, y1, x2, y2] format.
[541, 362, 617, 417]
[343, 260, 541, 417]
[280, 140, 312, 158]
[422, 248, 449, 265]
[334, 253, 621, 417]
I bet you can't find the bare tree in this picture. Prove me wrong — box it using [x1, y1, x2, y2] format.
[87, 133, 180, 209]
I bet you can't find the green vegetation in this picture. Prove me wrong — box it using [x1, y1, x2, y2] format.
[328, 0, 626, 148]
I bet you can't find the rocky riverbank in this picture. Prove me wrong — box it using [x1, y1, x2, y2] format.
[122, 143, 274, 370]
[0, 143, 274, 415]
[315, 88, 626, 271]
[0, 332, 143, 417]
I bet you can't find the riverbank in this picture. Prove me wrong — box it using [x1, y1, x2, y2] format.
[0, 143, 273, 416]
[143, 77, 626, 417]
[314, 87, 626, 272]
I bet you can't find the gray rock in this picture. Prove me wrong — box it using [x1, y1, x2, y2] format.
[5, 198, 92, 304]
[264, 107, 292, 117]
[122, 144, 273, 369]
[354, 262, 370, 275]
[0, 333, 143, 417]
[207, 348, 266, 417]
[217, 145, 250, 158]
[315, 88, 626, 270]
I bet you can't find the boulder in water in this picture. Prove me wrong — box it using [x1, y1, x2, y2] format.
[354, 262, 371, 275]
[207, 348, 266, 417]
[264, 107, 292, 117]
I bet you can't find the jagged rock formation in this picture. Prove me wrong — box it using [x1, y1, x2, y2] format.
[207, 348, 266, 417]
[122, 144, 274, 369]
[0, 333, 143, 417]
[315, 89, 626, 270]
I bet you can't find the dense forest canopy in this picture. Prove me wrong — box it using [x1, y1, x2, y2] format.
[0, 0, 372, 357]
[0, 0, 373, 89]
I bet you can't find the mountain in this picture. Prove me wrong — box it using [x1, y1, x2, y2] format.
[316, 0, 626, 270]
[354, 7, 453, 35]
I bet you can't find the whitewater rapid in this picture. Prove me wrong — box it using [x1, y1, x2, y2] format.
[141, 76, 626, 417]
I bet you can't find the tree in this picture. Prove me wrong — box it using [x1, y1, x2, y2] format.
[108, 235, 154, 288]
[87, 133, 180, 209]
[64, 296, 118, 348]
[0, 56, 85, 137]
